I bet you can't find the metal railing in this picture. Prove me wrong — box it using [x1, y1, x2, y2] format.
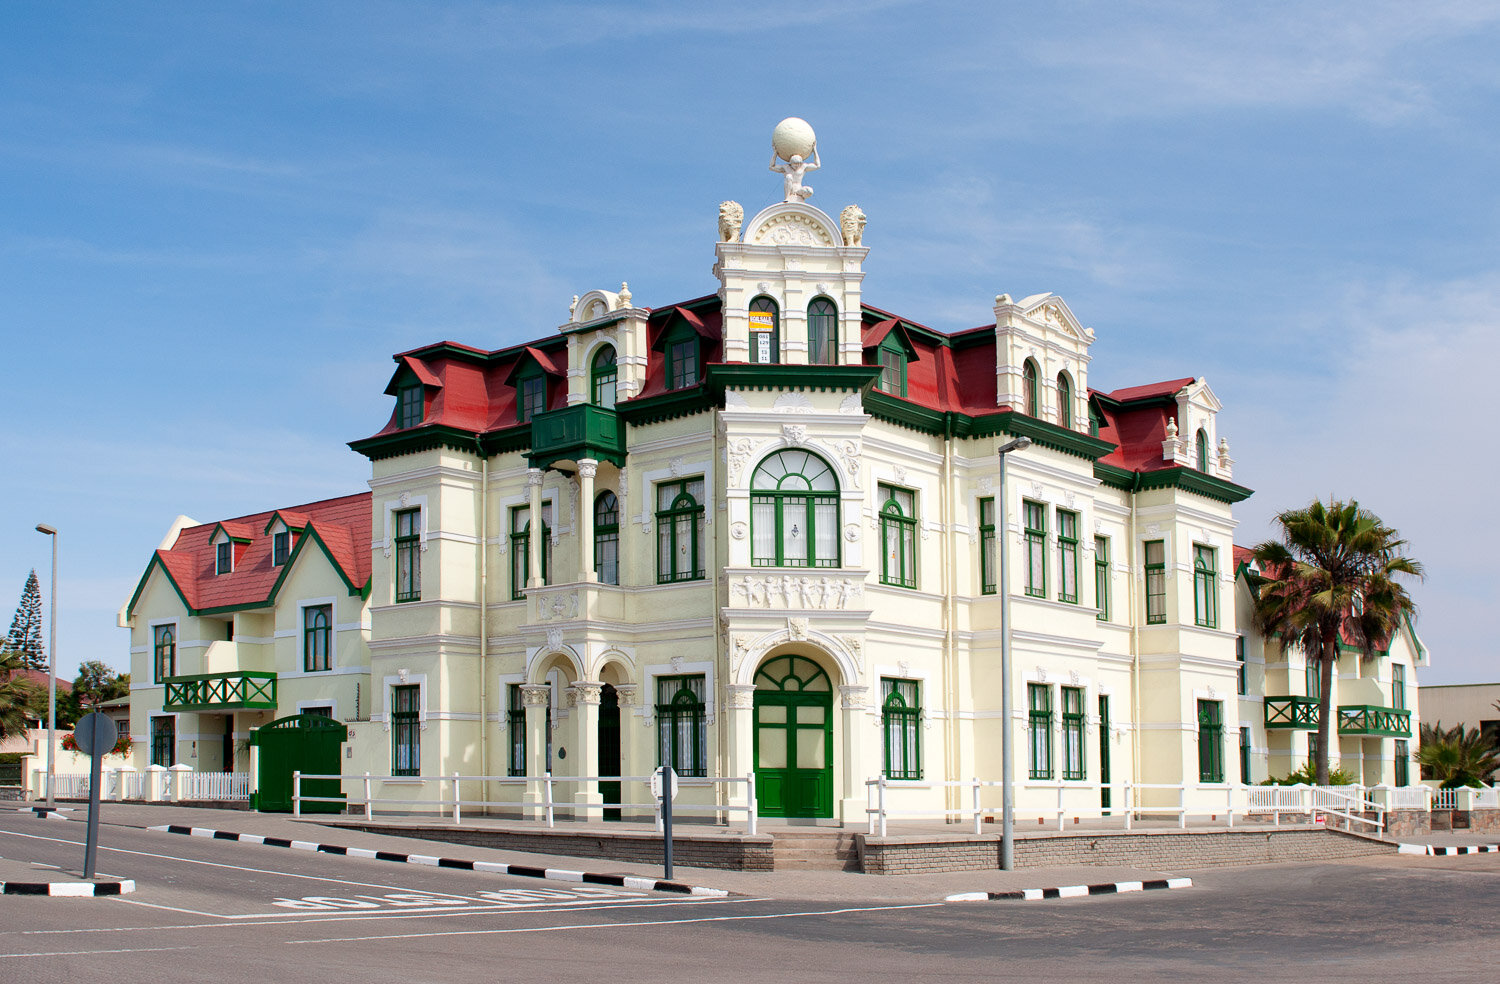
[291, 771, 759, 835]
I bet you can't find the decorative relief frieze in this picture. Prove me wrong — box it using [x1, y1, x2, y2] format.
[781, 423, 807, 446]
[772, 392, 815, 413]
[521, 685, 551, 707]
[725, 683, 757, 709]
[731, 521, 748, 540]
[729, 573, 864, 610]
[843, 522, 861, 542]
[536, 590, 579, 622]
[726, 438, 755, 486]
[838, 392, 863, 414]
[839, 685, 869, 710]
[788, 617, 809, 640]
[546, 627, 563, 651]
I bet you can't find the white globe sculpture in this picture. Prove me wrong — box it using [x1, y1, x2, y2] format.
[772, 117, 816, 162]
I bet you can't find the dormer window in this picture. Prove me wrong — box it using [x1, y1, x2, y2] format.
[591, 345, 617, 409]
[1056, 372, 1073, 427]
[1023, 360, 1039, 416]
[876, 335, 907, 396]
[808, 298, 837, 365]
[518, 372, 546, 423]
[273, 530, 291, 566]
[397, 384, 423, 429]
[663, 323, 701, 389]
[749, 296, 780, 364]
[216, 540, 233, 575]
[1196, 428, 1210, 471]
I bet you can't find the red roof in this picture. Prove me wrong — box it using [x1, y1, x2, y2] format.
[132, 492, 371, 616]
[2, 668, 72, 694]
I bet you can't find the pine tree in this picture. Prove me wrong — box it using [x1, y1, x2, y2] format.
[6, 570, 46, 672]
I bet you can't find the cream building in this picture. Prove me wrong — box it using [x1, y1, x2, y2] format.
[121, 133, 1426, 821]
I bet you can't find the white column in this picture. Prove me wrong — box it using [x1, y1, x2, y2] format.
[839, 685, 869, 824]
[725, 683, 758, 817]
[615, 684, 640, 816]
[578, 459, 598, 583]
[569, 682, 603, 820]
[527, 468, 544, 588]
[521, 685, 551, 812]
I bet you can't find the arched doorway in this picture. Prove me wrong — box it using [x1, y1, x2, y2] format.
[753, 654, 833, 818]
[599, 683, 621, 821]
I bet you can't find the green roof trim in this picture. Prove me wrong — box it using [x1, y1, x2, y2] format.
[264, 523, 366, 599]
[1095, 462, 1254, 504]
[349, 423, 498, 462]
[616, 384, 715, 427]
[707, 363, 881, 399]
[861, 395, 1115, 460]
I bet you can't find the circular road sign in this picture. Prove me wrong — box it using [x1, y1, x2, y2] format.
[650, 766, 680, 801]
[74, 712, 119, 757]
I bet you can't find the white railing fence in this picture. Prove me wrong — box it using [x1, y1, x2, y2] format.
[1431, 787, 1459, 810]
[178, 771, 250, 801]
[291, 771, 759, 835]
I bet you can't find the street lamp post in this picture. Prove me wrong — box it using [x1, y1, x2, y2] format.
[996, 436, 1030, 871]
[35, 523, 58, 810]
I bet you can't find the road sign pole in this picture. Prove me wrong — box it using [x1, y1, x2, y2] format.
[663, 766, 674, 880]
[75, 712, 116, 880]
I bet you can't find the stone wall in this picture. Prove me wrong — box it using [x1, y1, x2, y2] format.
[1459, 808, 1500, 834]
[857, 827, 1390, 875]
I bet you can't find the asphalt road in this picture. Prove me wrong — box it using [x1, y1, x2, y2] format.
[2, 812, 1497, 982]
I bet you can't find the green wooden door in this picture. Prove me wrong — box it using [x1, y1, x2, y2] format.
[753, 655, 833, 819]
[249, 714, 348, 813]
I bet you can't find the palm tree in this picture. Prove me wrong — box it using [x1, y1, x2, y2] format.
[1418, 722, 1500, 788]
[1251, 499, 1423, 786]
[0, 647, 42, 740]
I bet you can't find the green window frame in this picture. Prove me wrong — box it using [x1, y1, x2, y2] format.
[594, 491, 619, 585]
[1023, 500, 1046, 598]
[394, 508, 421, 603]
[656, 478, 705, 583]
[517, 372, 546, 423]
[1144, 539, 1166, 624]
[150, 716, 175, 768]
[1392, 664, 1406, 711]
[1028, 683, 1053, 780]
[1089, 405, 1102, 437]
[881, 678, 921, 780]
[591, 345, 617, 409]
[1056, 509, 1079, 604]
[877, 337, 906, 396]
[397, 383, 423, 429]
[391, 684, 420, 777]
[807, 297, 837, 365]
[506, 684, 526, 777]
[216, 540, 232, 575]
[303, 604, 331, 672]
[664, 322, 701, 390]
[979, 497, 997, 595]
[1023, 359, 1039, 416]
[1306, 658, 1321, 699]
[1239, 726, 1252, 784]
[1094, 535, 1109, 620]
[510, 504, 553, 599]
[1196, 428, 1210, 471]
[152, 624, 176, 683]
[750, 450, 840, 568]
[749, 295, 780, 365]
[1236, 635, 1247, 695]
[1193, 544, 1217, 628]
[1394, 739, 1409, 786]
[1308, 732, 1320, 766]
[879, 484, 918, 589]
[656, 675, 707, 777]
[1056, 372, 1072, 427]
[273, 530, 291, 566]
[1061, 686, 1085, 780]
[1198, 699, 1224, 782]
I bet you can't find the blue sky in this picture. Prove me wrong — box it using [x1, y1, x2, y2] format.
[2, 2, 1496, 685]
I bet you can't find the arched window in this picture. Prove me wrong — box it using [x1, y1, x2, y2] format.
[749, 296, 780, 364]
[656, 478, 705, 583]
[510, 505, 551, 600]
[591, 346, 617, 409]
[879, 485, 917, 588]
[1196, 429, 1209, 471]
[750, 450, 840, 568]
[1023, 360, 1039, 416]
[594, 491, 619, 585]
[303, 605, 331, 671]
[1056, 372, 1072, 427]
[807, 297, 837, 365]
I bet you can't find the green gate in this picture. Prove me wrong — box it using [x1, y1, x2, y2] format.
[753, 655, 834, 819]
[250, 714, 348, 813]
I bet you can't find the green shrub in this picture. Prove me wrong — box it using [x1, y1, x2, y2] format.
[1261, 761, 1358, 786]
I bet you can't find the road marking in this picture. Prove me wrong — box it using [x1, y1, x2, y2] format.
[285, 902, 945, 945]
[0, 945, 198, 960]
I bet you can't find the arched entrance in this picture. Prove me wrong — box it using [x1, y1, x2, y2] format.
[599, 683, 621, 821]
[753, 654, 833, 818]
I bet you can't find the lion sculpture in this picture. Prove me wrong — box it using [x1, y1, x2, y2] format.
[840, 204, 866, 247]
[719, 200, 744, 243]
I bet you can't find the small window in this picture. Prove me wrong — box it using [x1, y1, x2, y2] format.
[749, 296, 780, 365]
[1028, 683, 1053, 780]
[591, 346, 617, 409]
[1198, 700, 1224, 782]
[594, 491, 620, 585]
[1306, 659, 1321, 699]
[1144, 540, 1166, 624]
[391, 684, 420, 777]
[881, 678, 921, 780]
[303, 605, 331, 672]
[397, 384, 423, 429]
[394, 508, 421, 603]
[879, 485, 918, 589]
[876, 336, 906, 396]
[216, 540, 233, 575]
[272, 530, 291, 567]
[150, 716, 175, 768]
[1061, 686, 1085, 780]
[1392, 663, 1406, 711]
[1196, 428, 1210, 471]
[664, 323, 701, 390]
[1023, 500, 1046, 598]
[152, 625, 176, 684]
[506, 685, 526, 777]
[517, 374, 546, 423]
[1056, 372, 1073, 427]
[1056, 509, 1079, 604]
[1394, 739, 1409, 786]
[1193, 544, 1217, 628]
[510, 504, 553, 599]
[1023, 360, 1039, 416]
[1236, 635, 1247, 695]
[978, 497, 997, 595]
[807, 298, 837, 365]
[656, 479, 705, 583]
[656, 675, 707, 777]
[1094, 536, 1110, 621]
[1239, 727, 1252, 784]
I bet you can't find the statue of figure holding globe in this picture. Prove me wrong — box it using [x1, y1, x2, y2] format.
[769, 117, 821, 203]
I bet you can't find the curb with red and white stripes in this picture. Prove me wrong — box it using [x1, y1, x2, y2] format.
[946, 877, 1192, 902]
[147, 823, 731, 897]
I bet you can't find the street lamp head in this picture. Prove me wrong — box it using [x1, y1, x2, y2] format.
[998, 436, 1032, 455]
[35, 523, 57, 536]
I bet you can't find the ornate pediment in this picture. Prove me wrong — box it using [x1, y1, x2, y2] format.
[743, 203, 842, 248]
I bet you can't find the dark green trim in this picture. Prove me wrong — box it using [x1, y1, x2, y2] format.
[163, 671, 277, 712]
[1095, 462, 1254, 503]
[1337, 704, 1411, 738]
[861, 395, 1117, 460]
[706, 363, 881, 399]
[1264, 696, 1319, 730]
[528, 404, 627, 469]
[616, 384, 714, 426]
[265, 523, 367, 599]
[350, 424, 509, 462]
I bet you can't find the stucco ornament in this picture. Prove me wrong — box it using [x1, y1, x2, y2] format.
[719, 201, 744, 242]
[617, 282, 632, 309]
[840, 204, 866, 246]
[770, 117, 820, 202]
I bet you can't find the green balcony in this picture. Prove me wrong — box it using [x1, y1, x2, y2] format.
[163, 671, 277, 712]
[1265, 696, 1319, 730]
[1337, 704, 1411, 737]
[529, 404, 627, 469]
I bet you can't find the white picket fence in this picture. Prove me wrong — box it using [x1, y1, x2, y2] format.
[178, 771, 250, 801]
[37, 769, 248, 802]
